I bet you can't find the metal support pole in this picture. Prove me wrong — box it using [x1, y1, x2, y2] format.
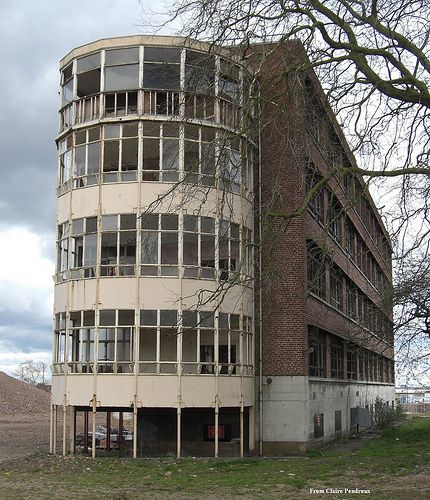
[214, 403, 219, 458]
[177, 406, 181, 459]
[84, 410, 89, 453]
[69, 406, 76, 456]
[133, 397, 138, 459]
[240, 405, 244, 458]
[92, 395, 97, 458]
[49, 403, 54, 454]
[53, 405, 57, 455]
[106, 411, 111, 451]
[62, 400, 67, 456]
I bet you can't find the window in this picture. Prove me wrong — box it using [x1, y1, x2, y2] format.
[58, 135, 72, 186]
[308, 327, 326, 377]
[73, 127, 100, 188]
[327, 194, 342, 243]
[329, 266, 343, 311]
[331, 336, 344, 379]
[141, 213, 178, 276]
[76, 52, 101, 98]
[56, 222, 69, 275]
[70, 217, 97, 278]
[307, 241, 326, 299]
[61, 63, 74, 108]
[347, 345, 357, 380]
[305, 161, 324, 223]
[103, 123, 138, 182]
[219, 220, 240, 280]
[101, 214, 136, 277]
[142, 123, 180, 182]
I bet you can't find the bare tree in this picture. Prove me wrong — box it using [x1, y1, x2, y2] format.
[145, 0, 430, 379]
[14, 360, 46, 385]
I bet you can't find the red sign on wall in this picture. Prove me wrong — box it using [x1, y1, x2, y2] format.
[207, 425, 225, 439]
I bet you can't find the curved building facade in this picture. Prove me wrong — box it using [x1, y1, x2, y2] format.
[52, 36, 256, 458]
[52, 36, 395, 458]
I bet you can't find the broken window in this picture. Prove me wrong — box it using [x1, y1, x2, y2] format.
[98, 309, 134, 373]
[77, 56, 101, 98]
[185, 50, 215, 94]
[61, 63, 74, 107]
[105, 91, 138, 117]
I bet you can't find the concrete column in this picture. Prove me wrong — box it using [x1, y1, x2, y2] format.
[49, 403, 54, 454]
[53, 405, 57, 455]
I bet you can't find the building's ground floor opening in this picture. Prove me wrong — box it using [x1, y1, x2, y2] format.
[72, 407, 134, 457]
[138, 407, 250, 457]
[57, 405, 252, 458]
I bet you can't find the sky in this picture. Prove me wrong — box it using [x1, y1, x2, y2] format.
[0, 0, 170, 377]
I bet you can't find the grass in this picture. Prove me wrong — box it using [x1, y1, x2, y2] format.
[1, 416, 429, 499]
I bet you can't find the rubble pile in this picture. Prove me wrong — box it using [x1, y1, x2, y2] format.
[0, 372, 50, 416]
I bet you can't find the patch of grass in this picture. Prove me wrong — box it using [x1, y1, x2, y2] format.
[1, 418, 430, 498]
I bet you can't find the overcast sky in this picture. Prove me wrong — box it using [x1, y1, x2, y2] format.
[0, 0, 169, 376]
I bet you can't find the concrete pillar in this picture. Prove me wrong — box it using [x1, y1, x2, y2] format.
[240, 406, 244, 458]
[214, 405, 219, 458]
[53, 405, 57, 455]
[62, 401, 67, 456]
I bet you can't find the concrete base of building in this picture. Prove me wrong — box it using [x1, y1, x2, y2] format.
[261, 441, 307, 456]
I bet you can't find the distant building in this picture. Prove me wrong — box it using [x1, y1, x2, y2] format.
[51, 35, 394, 457]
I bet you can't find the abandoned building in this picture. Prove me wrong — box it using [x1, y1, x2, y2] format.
[51, 35, 395, 457]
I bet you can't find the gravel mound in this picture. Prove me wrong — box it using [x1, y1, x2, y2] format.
[0, 372, 50, 416]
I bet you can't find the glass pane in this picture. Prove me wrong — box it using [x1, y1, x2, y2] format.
[160, 310, 177, 326]
[141, 214, 159, 230]
[105, 47, 139, 65]
[161, 214, 178, 230]
[105, 64, 139, 91]
[143, 63, 180, 90]
[161, 233, 178, 264]
[182, 329, 197, 362]
[160, 329, 177, 361]
[201, 234, 215, 267]
[102, 215, 118, 231]
[183, 311, 197, 327]
[139, 328, 157, 361]
[141, 232, 158, 264]
[122, 138, 138, 171]
[119, 231, 136, 264]
[183, 233, 198, 266]
[87, 142, 100, 174]
[184, 215, 198, 232]
[141, 310, 157, 326]
[201, 217, 215, 234]
[104, 141, 119, 172]
[77, 69, 100, 97]
[77, 53, 100, 72]
[84, 233, 97, 267]
[99, 309, 116, 326]
[143, 138, 160, 170]
[62, 79, 74, 106]
[144, 47, 181, 63]
[120, 214, 136, 229]
[162, 139, 179, 171]
[82, 310, 95, 327]
[118, 310, 135, 325]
